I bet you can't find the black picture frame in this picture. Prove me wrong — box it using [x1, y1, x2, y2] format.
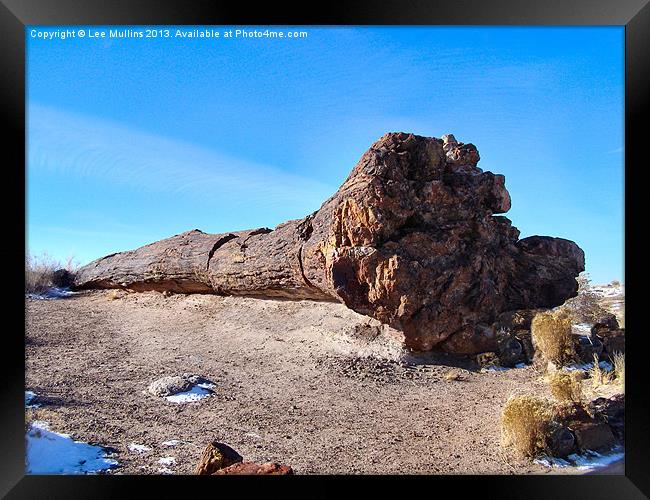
[3, 0, 647, 497]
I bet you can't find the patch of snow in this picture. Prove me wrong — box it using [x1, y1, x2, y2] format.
[534, 456, 571, 468]
[564, 360, 613, 373]
[480, 363, 528, 373]
[165, 385, 212, 403]
[572, 323, 592, 335]
[535, 447, 624, 472]
[196, 382, 216, 390]
[480, 365, 509, 373]
[26, 421, 118, 474]
[591, 285, 623, 298]
[25, 391, 40, 408]
[157, 456, 176, 466]
[571, 449, 625, 471]
[158, 467, 174, 474]
[26, 287, 77, 300]
[128, 443, 151, 453]
[161, 439, 181, 447]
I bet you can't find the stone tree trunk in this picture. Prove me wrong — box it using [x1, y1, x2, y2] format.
[74, 132, 585, 353]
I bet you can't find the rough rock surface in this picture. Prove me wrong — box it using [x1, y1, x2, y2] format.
[196, 441, 243, 475]
[212, 462, 294, 475]
[553, 399, 622, 454]
[591, 315, 625, 358]
[73, 132, 584, 352]
[147, 373, 205, 397]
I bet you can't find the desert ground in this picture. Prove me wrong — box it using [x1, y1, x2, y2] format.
[25, 287, 623, 475]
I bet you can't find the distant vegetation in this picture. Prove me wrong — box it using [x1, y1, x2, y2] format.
[25, 253, 78, 294]
[559, 272, 610, 324]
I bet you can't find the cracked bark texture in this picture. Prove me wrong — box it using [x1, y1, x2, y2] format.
[73, 132, 585, 353]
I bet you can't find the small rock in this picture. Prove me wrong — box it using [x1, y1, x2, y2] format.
[476, 351, 499, 368]
[591, 314, 619, 336]
[147, 375, 193, 397]
[196, 441, 243, 475]
[545, 422, 576, 458]
[497, 335, 524, 367]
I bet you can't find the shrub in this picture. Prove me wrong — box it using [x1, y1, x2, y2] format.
[612, 352, 625, 392]
[531, 309, 575, 366]
[501, 395, 553, 458]
[548, 370, 583, 403]
[560, 272, 609, 324]
[25, 252, 78, 294]
[589, 353, 614, 388]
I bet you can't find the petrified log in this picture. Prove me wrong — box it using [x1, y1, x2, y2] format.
[73, 132, 585, 352]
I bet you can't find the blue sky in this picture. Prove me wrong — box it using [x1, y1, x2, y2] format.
[26, 26, 624, 284]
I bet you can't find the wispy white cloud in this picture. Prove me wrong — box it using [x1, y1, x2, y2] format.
[27, 104, 336, 212]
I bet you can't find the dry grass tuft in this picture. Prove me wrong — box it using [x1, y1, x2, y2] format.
[500, 395, 553, 458]
[612, 352, 625, 392]
[588, 354, 614, 388]
[547, 370, 583, 403]
[25, 253, 78, 294]
[107, 289, 122, 301]
[531, 309, 575, 367]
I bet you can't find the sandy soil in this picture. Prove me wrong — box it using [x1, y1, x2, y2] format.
[25, 290, 609, 475]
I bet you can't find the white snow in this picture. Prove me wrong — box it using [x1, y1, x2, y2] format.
[572, 323, 592, 335]
[25, 391, 40, 408]
[165, 385, 212, 403]
[26, 421, 118, 474]
[535, 447, 624, 472]
[161, 440, 181, 447]
[564, 360, 613, 373]
[26, 287, 76, 300]
[157, 456, 176, 466]
[480, 363, 528, 373]
[157, 467, 174, 474]
[590, 285, 624, 298]
[128, 443, 151, 453]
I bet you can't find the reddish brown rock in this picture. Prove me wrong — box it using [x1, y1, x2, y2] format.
[195, 441, 243, 475]
[73, 132, 584, 352]
[552, 397, 623, 453]
[571, 421, 617, 452]
[212, 462, 293, 475]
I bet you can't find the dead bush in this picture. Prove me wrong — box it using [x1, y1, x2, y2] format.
[560, 272, 609, 324]
[548, 370, 583, 403]
[589, 354, 614, 388]
[500, 395, 553, 458]
[531, 309, 575, 367]
[612, 352, 625, 392]
[25, 253, 78, 294]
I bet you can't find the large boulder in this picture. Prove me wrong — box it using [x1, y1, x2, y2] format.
[74, 132, 584, 353]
